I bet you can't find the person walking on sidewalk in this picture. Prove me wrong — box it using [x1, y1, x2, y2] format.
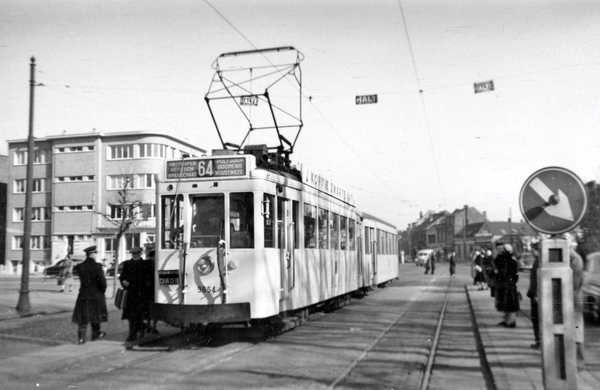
[72, 246, 108, 344]
[120, 247, 149, 349]
[59, 254, 74, 292]
[449, 252, 456, 278]
[494, 243, 519, 328]
[526, 241, 541, 349]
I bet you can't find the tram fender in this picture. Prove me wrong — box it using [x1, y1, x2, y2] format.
[150, 302, 251, 325]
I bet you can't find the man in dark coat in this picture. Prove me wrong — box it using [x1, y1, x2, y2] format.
[72, 245, 108, 344]
[494, 243, 520, 328]
[120, 247, 149, 348]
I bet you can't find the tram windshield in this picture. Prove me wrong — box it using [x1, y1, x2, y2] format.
[191, 194, 225, 248]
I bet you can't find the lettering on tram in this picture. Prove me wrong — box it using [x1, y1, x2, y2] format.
[158, 270, 180, 285]
[166, 157, 246, 179]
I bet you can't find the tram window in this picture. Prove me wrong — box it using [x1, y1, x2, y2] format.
[365, 227, 370, 255]
[161, 195, 183, 249]
[304, 204, 317, 249]
[331, 213, 339, 250]
[277, 197, 285, 249]
[348, 219, 355, 251]
[340, 216, 347, 250]
[318, 208, 329, 249]
[263, 194, 275, 248]
[190, 194, 224, 248]
[378, 229, 382, 254]
[292, 201, 299, 249]
[230, 193, 254, 249]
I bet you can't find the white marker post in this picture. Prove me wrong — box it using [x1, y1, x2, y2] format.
[539, 237, 576, 389]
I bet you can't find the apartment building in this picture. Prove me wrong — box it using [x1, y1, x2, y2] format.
[6, 131, 205, 274]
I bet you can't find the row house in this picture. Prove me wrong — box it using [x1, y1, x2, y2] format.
[5, 131, 205, 274]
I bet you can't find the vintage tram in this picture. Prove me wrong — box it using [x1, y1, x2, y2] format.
[150, 146, 398, 327]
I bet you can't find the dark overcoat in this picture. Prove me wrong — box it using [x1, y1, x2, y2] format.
[72, 257, 108, 324]
[119, 259, 150, 321]
[494, 252, 520, 313]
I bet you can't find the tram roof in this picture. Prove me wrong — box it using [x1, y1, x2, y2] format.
[360, 211, 398, 231]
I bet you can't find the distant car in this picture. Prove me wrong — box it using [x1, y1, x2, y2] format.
[43, 259, 82, 279]
[415, 249, 434, 267]
[582, 251, 600, 323]
[518, 252, 536, 272]
[106, 262, 124, 277]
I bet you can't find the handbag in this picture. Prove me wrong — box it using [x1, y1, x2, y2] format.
[115, 287, 128, 310]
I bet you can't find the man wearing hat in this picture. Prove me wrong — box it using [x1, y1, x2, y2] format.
[72, 245, 108, 344]
[119, 246, 148, 349]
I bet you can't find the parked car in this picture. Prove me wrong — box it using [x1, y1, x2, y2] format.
[518, 252, 536, 272]
[582, 251, 600, 323]
[43, 259, 82, 279]
[106, 262, 124, 277]
[415, 249, 434, 267]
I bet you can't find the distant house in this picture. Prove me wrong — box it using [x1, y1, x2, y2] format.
[454, 220, 537, 259]
[5, 131, 205, 275]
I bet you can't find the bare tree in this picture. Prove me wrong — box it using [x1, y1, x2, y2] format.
[97, 176, 143, 297]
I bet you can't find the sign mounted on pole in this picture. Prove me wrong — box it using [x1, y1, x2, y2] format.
[355, 94, 378, 105]
[474, 80, 494, 94]
[519, 166, 587, 235]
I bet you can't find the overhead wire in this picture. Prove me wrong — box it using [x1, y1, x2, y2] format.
[397, 0, 446, 209]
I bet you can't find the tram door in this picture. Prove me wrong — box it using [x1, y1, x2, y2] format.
[278, 197, 295, 303]
[371, 228, 377, 285]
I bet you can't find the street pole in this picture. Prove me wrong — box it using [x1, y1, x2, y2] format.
[16, 57, 36, 315]
[463, 205, 468, 262]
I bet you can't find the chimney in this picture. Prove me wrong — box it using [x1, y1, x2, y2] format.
[483, 211, 487, 220]
[419, 211, 423, 219]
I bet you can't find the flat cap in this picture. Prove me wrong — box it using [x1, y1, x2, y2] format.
[130, 247, 143, 254]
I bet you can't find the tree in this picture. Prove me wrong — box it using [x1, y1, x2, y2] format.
[97, 176, 143, 297]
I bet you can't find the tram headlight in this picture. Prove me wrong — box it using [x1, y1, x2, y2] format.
[228, 259, 239, 271]
[196, 256, 214, 275]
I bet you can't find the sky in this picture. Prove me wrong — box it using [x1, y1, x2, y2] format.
[2, 0, 600, 230]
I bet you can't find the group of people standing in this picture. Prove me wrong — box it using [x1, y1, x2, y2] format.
[70, 245, 157, 348]
[470, 237, 586, 371]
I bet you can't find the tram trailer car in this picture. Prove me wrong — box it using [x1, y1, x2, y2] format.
[151, 145, 399, 328]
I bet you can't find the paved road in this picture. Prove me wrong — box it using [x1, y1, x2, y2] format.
[1, 264, 599, 389]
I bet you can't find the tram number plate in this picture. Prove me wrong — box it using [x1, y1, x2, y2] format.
[158, 270, 180, 285]
[198, 286, 218, 294]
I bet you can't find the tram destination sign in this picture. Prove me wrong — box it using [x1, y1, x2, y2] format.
[166, 157, 247, 179]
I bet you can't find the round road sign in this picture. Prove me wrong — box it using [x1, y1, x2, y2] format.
[519, 167, 588, 235]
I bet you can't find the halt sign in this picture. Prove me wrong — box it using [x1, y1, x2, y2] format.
[519, 167, 587, 235]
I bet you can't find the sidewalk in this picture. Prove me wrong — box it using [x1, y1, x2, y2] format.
[466, 283, 600, 390]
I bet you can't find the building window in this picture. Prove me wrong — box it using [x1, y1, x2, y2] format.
[13, 235, 50, 249]
[108, 175, 132, 190]
[135, 174, 156, 189]
[109, 144, 134, 159]
[14, 180, 25, 193]
[138, 143, 166, 158]
[110, 205, 124, 219]
[14, 149, 49, 165]
[32, 179, 47, 192]
[56, 145, 94, 153]
[32, 207, 50, 221]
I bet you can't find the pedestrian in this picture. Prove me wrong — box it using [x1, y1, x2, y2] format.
[482, 249, 494, 290]
[143, 249, 159, 335]
[449, 251, 456, 278]
[494, 243, 520, 328]
[490, 242, 505, 298]
[424, 253, 431, 274]
[120, 247, 149, 349]
[568, 238, 586, 371]
[72, 246, 108, 344]
[526, 241, 540, 349]
[473, 250, 485, 290]
[59, 254, 74, 292]
[430, 251, 436, 275]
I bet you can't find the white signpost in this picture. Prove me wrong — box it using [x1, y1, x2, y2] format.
[520, 167, 588, 390]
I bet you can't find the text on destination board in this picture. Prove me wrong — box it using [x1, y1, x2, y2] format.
[166, 158, 246, 179]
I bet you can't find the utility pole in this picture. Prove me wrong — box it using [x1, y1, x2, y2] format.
[463, 205, 468, 262]
[16, 57, 36, 315]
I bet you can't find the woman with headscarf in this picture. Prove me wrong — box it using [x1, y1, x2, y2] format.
[494, 243, 520, 327]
